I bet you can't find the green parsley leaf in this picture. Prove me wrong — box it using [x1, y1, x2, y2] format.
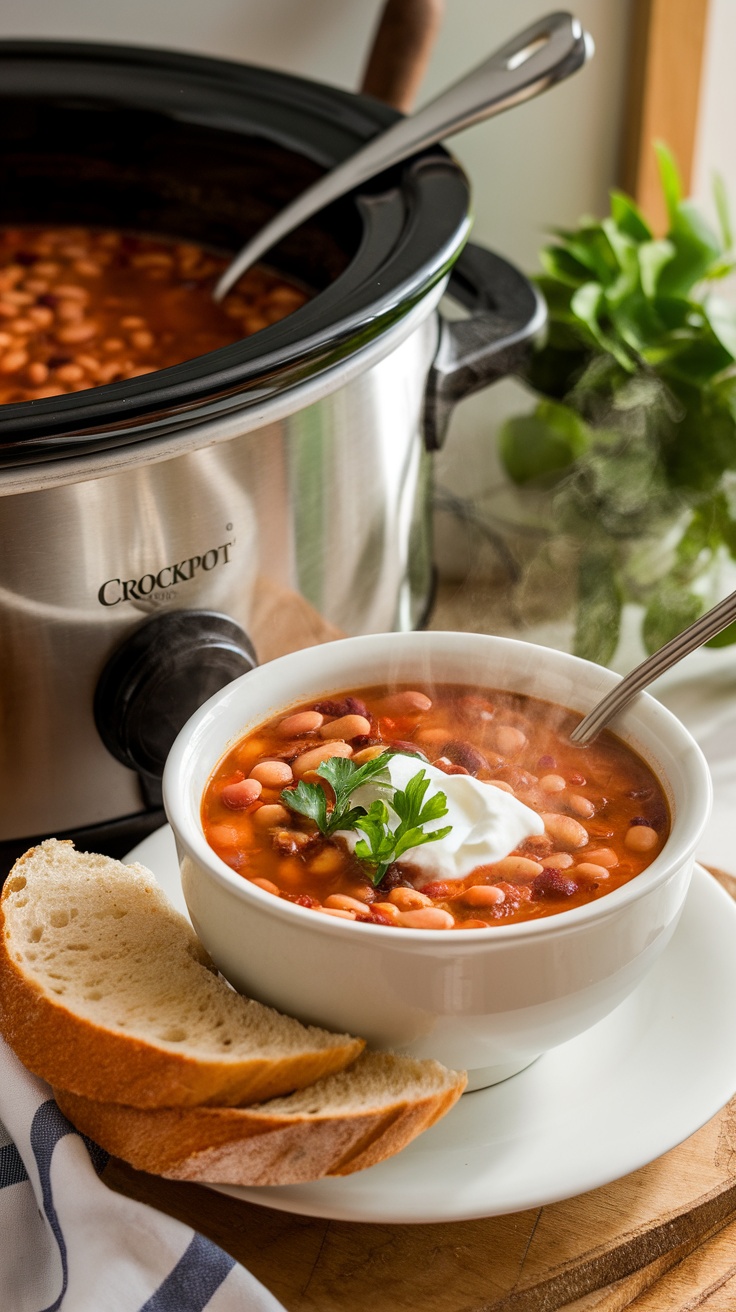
[280, 749, 394, 837]
[354, 767, 451, 886]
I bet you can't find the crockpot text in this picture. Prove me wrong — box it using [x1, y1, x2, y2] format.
[98, 541, 233, 606]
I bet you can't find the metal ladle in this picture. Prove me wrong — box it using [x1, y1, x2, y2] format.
[571, 587, 736, 745]
[213, 10, 593, 301]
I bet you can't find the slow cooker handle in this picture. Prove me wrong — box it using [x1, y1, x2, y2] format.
[423, 242, 545, 451]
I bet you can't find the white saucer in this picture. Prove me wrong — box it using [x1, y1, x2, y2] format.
[127, 826, 736, 1224]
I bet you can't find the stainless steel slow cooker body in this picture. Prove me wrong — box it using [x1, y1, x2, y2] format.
[0, 42, 543, 860]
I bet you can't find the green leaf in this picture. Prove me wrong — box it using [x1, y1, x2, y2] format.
[706, 618, 736, 647]
[638, 239, 675, 298]
[281, 779, 328, 831]
[656, 142, 683, 227]
[642, 586, 704, 654]
[702, 297, 736, 361]
[659, 200, 723, 297]
[498, 401, 590, 485]
[573, 549, 622, 666]
[713, 172, 733, 251]
[610, 190, 653, 243]
[539, 245, 592, 287]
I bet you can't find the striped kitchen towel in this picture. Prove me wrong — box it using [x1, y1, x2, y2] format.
[0, 1035, 285, 1312]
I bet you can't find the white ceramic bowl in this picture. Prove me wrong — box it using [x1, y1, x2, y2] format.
[163, 632, 712, 1089]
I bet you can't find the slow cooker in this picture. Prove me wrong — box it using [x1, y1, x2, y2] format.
[0, 40, 543, 867]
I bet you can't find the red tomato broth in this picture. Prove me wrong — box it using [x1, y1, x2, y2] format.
[200, 684, 671, 929]
[0, 226, 308, 404]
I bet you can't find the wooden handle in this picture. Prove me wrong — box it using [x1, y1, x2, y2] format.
[360, 0, 444, 112]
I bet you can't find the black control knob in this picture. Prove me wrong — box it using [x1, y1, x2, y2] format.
[94, 610, 257, 805]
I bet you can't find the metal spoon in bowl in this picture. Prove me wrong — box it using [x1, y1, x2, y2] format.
[213, 11, 593, 302]
[570, 586, 736, 745]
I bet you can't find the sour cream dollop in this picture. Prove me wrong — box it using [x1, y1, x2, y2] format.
[337, 752, 544, 885]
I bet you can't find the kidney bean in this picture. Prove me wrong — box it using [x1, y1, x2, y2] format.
[292, 741, 353, 777]
[320, 714, 371, 741]
[277, 710, 324, 737]
[442, 739, 489, 774]
[531, 869, 579, 899]
[313, 697, 369, 718]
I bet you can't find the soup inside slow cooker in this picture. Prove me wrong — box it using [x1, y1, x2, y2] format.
[0, 226, 310, 404]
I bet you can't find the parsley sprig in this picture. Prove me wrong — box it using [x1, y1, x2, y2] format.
[280, 751, 451, 885]
[354, 769, 451, 885]
[280, 751, 395, 838]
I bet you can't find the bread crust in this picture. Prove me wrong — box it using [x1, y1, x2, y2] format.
[54, 1070, 466, 1186]
[0, 842, 363, 1107]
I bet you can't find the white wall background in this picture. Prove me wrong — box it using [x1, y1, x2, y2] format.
[0, 0, 634, 575]
[693, 0, 736, 230]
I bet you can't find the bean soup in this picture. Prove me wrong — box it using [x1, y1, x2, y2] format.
[0, 226, 308, 404]
[201, 684, 670, 930]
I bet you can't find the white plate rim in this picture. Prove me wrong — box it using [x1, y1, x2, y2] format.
[126, 826, 736, 1224]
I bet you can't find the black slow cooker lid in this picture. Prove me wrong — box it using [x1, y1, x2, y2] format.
[0, 40, 471, 466]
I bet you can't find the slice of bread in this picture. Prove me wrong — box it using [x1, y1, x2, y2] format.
[55, 1051, 466, 1186]
[0, 840, 363, 1108]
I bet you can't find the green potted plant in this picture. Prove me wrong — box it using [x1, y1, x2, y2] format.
[496, 145, 736, 666]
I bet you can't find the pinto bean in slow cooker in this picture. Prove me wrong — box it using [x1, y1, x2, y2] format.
[0, 227, 309, 404]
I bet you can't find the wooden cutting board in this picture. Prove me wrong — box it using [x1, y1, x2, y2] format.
[103, 867, 736, 1312]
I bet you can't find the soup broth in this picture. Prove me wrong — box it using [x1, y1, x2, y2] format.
[201, 684, 671, 930]
[0, 226, 308, 404]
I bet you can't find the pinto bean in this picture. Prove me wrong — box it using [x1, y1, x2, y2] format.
[221, 778, 262, 809]
[276, 711, 324, 737]
[249, 760, 293, 788]
[585, 847, 618, 868]
[539, 774, 566, 793]
[540, 851, 574, 869]
[318, 907, 356, 920]
[575, 862, 610, 880]
[325, 894, 370, 914]
[400, 907, 455, 929]
[541, 812, 589, 848]
[352, 745, 386, 764]
[568, 794, 596, 818]
[370, 901, 402, 924]
[625, 825, 659, 852]
[460, 884, 506, 906]
[494, 725, 527, 756]
[376, 690, 432, 716]
[491, 856, 544, 880]
[488, 779, 515, 794]
[292, 741, 353, 777]
[249, 877, 280, 895]
[320, 714, 371, 741]
[308, 847, 345, 876]
[252, 803, 290, 829]
[388, 887, 432, 910]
